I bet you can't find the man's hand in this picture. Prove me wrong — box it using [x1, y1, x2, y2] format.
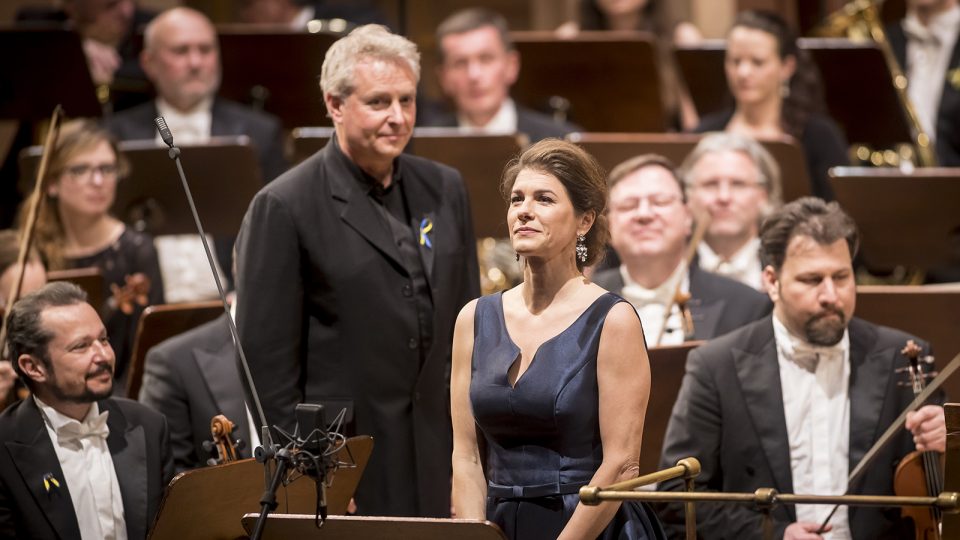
[82, 38, 120, 86]
[784, 522, 830, 540]
[906, 404, 946, 453]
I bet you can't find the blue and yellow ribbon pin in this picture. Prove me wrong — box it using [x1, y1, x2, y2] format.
[419, 218, 433, 249]
[43, 473, 60, 493]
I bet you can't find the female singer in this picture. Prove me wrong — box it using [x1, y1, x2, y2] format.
[696, 10, 848, 200]
[451, 139, 664, 539]
[21, 120, 164, 383]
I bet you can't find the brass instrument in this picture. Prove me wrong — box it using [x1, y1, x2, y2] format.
[814, 0, 938, 167]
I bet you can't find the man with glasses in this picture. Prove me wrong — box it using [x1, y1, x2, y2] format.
[593, 154, 770, 346]
[682, 132, 783, 291]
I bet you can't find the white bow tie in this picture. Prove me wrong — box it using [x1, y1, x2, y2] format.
[788, 343, 844, 372]
[57, 411, 110, 445]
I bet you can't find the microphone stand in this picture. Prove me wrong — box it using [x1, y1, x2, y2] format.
[153, 118, 339, 540]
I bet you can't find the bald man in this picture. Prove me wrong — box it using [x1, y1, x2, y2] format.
[104, 7, 287, 300]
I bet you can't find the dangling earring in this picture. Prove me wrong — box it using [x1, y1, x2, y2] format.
[780, 79, 791, 98]
[515, 252, 520, 262]
[575, 234, 587, 263]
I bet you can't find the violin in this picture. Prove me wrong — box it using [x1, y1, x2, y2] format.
[202, 414, 242, 466]
[893, 340, 942, 540]
[654, 214, 710, 346]
[108, 272, 152, 315]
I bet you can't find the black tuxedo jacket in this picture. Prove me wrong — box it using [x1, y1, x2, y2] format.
[658, 316, 928, 539]
[417, 102, 579, 142]
[139, 313, 251, 472]
[888, 22, 960, 166]
[591, 264, 771, 341]
[235, 138, 480, 517]
[0, 397, 173, 539]
[103, 97, 288, 183]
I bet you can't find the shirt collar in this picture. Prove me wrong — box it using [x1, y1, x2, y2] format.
[156, 96, 214, 119]
[330, 134, 402, 196]
[457, 98, 518, 135]
[34, 396, 104, 434]
[698, 237, 761, 272]
[904, 5, 960, 44]
[772, 312, 849, 372]
[619, 260, 687, 307]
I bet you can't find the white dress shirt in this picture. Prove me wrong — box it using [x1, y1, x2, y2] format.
[904, 5, 960, 141]
[697, 237, 764, 291]
[619, 262, 688, 347]
[154, 98, 213, 146]
[773, 315, 851, 540]
[457, 98, 518, 135]
[35, 398, 127, 540]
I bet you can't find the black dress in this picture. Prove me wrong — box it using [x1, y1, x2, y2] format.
[68, 226, 164, 385]
[470, 292, 666, 540]
[695, 109, 849, 201]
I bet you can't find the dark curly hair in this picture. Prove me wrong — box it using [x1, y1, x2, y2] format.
[759, 197, 859, 273]
[500, 139, 609, 271]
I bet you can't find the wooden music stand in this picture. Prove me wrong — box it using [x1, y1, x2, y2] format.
[47, 267, 105, 314]
[511, 31, 665, 133]
[829, 167, 960, 272]
[149, 436, 374, 540]
[642, 341, 702, 475]
[407, 130, 522, 239]
[569, 132, 813, 202]
[240, 514, 507, 540]
[126, 301, 223, 399]
[290, 128, 523, 238]
[20, 137, 263, 237]
[675, 39, 914, 148]
[0, 27, 102, 120]
[216, 26, 339, 129]
[856, 284, 960, 400]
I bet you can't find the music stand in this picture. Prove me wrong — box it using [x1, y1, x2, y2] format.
[47, 267, 105, 314]
[675, 38, 914, 148]
[126, 301, 223, 399]
[240, 514, 507, 540]
[511, 31, 665, 133]
[20, 136, 262, 237]
[642, 342, 702, 475]
[856, 284, 960, 399]
[829, 167, 960, 271]
[0, 27, 102, 120]
[216, 26, 339, 129]
[569, 132, 813, 202]
[149, 436, 374, 540]
[407, 129, 523, 239]
[291, 126, 334, 164]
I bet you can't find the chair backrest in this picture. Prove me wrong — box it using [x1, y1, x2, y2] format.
[48, 267, 105, 312]
[642, 341, 703, 475]
[126, 301, 223, 399]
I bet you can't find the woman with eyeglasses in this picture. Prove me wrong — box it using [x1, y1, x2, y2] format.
[20, 120, 164, 386]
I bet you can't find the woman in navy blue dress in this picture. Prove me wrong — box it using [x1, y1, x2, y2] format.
[451, 139, 665, 539]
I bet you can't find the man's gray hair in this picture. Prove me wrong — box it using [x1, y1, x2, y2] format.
[320, 24, 421, 100]
[681, 132, 783, 210]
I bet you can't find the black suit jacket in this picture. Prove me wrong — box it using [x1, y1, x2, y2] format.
[418, 102, 579, 142]
[235, 138, 480, 517]
[591, 264, 771, 341]
[139, 313, 251, 473]
[888, 22, 960, 167]
[103, 97, 288, 183]
[658, 316, 927, 539]
[0, 397, 173, 540]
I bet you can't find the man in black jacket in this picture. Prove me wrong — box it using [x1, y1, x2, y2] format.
[236, 24, 480, 518]
[658, 198, 945, 539]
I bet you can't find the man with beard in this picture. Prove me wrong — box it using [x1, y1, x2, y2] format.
[0, 282, 173, 539]
[657, 197, 946, 540]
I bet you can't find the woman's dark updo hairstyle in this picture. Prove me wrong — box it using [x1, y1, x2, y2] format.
[731, 10, 826, 139]
[500, 139, 609, 271]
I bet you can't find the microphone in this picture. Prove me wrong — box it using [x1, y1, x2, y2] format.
[154, 117, 174, 148]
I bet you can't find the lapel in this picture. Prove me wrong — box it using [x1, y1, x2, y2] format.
[688, 266, 722, 339]
[399, 160, 440, 287]
[4, 399, 82, 539]
[325, 140, 406, 271]
[194, 316, 251, 456]
[210, 98, 239, 138]
[846, 319, 891, 491]
[733, 319, 795, 517]
[103, 400, 149, 540]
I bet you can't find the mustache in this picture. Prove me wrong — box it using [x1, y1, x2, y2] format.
[811, 306, 845, 322]
[86, 364, 114, 379]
